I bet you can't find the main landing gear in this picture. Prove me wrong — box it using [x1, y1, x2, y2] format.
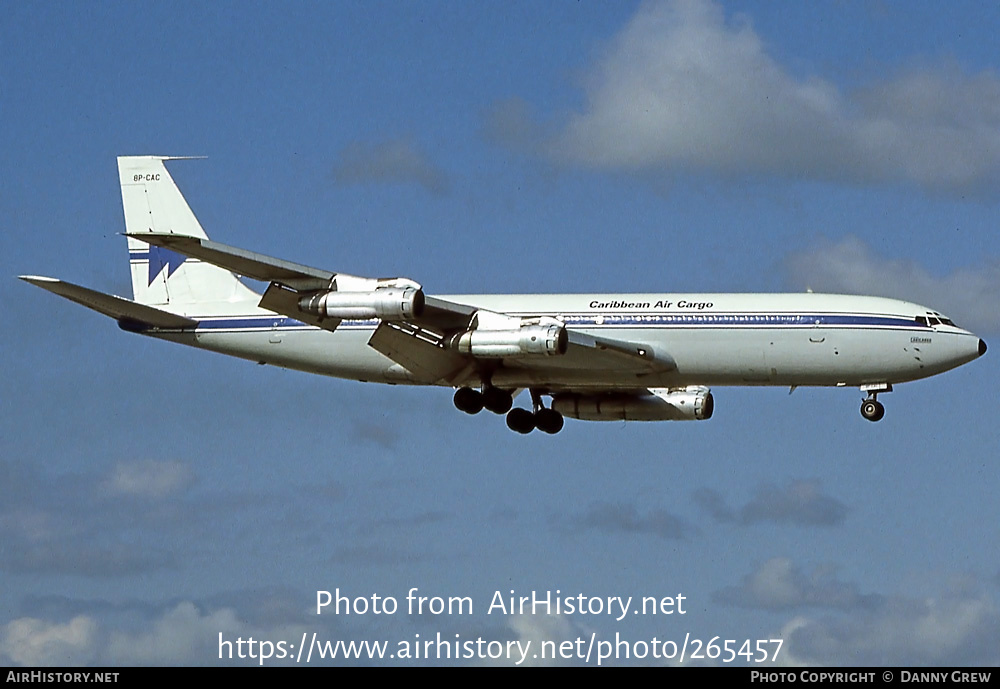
[453, 386, 564, 434]
[859, 385, 891, 422]
[453, 386, 513, 415]
[506, 390, 564, 435]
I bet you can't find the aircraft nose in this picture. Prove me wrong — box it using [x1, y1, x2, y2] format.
[980, 339, 988, 357]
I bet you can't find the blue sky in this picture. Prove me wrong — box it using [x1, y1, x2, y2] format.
[2, 0, 999, 666]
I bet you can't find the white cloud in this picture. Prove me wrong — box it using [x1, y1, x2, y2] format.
[785, 236, 1000, 333]
[333, 138, 449, 194]
[575, 501, 697, 540]
[714, 557, 876, 611]
[505, 614, 588, 667]
[549, 0, 1000, 193]
[0, 459, 183, 576]
[2, 616, 98, 666]
[2, 600, 312, 667]
[777, 593, 1000, 666]
[106, 602, 242, 666]
[106, 460, 194, 499]
[739, 481, 848, 527]
[717, 560, 1000, 666]
[696, 480, 848, 527]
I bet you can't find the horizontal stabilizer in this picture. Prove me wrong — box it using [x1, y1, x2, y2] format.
[19, 276, 198, 330]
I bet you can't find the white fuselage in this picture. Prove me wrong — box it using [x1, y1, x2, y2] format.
[152, 292, 983, 391]
[25, 157, 985, 431]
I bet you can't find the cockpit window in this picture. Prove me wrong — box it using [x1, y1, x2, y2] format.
[916, 314, 957, 327]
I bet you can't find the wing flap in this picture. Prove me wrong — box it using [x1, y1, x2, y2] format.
[259, 282, 341, 332]
[368, 322, 472, 384]
[19, 276, 198, 330]
[418, 296, 478, 332]
[568, 330, 675, 371]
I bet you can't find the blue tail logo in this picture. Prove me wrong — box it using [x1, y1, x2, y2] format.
[130, 244, 188, 285]
[148, 245, 187, 285]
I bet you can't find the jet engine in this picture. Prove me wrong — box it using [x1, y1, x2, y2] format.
[552, 386, 714, 421]
[298, 286, 425, 321]
[449, 323, 568, 358]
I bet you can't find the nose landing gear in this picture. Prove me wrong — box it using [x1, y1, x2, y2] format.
[859, 384, 891, 422]
[860, 398, 885, 422]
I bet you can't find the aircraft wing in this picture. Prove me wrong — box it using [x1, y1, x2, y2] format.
[127, 233, 335, 291]
[366, 321, 670, 385]
[18, 276, 198, 330]
[131, 233, 478, 333]
[560, 330, 675, 373]
[129, 233, 672, 381]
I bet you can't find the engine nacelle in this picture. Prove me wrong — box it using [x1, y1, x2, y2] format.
[450, 324, 568, 358]
[298, 287, 425, 321]
[552, 386, 714, 421]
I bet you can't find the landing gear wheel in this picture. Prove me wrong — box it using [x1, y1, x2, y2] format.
[534, 408, 564, 434]
[860, 399, 885, 422]
[506, 408, 536, 434]
[453, 387, 484, 415]
[482, 387, 513, 414]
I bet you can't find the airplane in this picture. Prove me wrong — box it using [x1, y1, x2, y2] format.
[20, 156, 987, 434]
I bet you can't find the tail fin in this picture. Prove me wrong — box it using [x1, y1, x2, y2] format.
[118, 156, 259, 308]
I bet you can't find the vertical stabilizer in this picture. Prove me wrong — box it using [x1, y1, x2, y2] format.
[118, 156, 259, 309]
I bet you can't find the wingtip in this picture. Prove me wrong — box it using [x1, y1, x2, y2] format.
[117, 155, 207, 162]
[18, 274, 58, 284]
